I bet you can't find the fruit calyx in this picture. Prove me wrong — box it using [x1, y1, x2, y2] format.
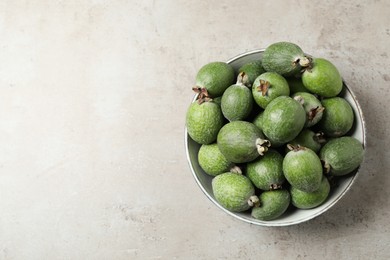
[294, 56, 313, 71]
[287, 144, 306, 152]
[293, 95, 305, 105]
[247, 195, 260, 207]
[256, 138, 271, 156]
[230, 165, 242, 175]
[308, 106, 325, 122]
[322, 160, 331, 174]
[269, 183, 282, 190]
[313, 131, 326, 144]
[256, 80, 270, 96]
[237, 71, 250, 87]
[192, 87, 213, 104]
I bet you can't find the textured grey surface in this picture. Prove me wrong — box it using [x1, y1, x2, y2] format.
[0, 0, 389, 259]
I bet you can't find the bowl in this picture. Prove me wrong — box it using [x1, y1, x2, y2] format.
[185, 49, 366, 226]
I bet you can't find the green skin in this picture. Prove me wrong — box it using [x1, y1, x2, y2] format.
[246, 149, 285, 190]
[221, 84, 253, 121]
[186, 101, 224, 144]
[292, 92, 324, 127]
[196, 62, 235, 97]
[288, 129, 322, 153]
[212, 172, 255, 212]
[252, 72, 290, 109]
[283, 147, 323, 192]
[252, 111, 264, 133]
[320, 136, 364, 176]
[251, 190, 291, 221]
[238, 60, 265, 86]
[302, 58, 343, 97]
[262, 42, 306, 76]
[198, 143, 233, 177]
[287, 77, 309, 93]
[217, 121, 266, 163]
[212, 96, 222, 106]
[262, 96, 306, 146]
[319, 97, 354, 137]
[291, 177, 330, 209]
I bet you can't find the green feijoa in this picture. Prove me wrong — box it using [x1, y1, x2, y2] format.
[195, 62, 235, 97]
[262, 42, 311, 76]
[246, 149, 285, 190]
[252, 72, 290, 109]
[251, 190, 291, 221]
[198, 143, 234, 176]
[302, 58, 342, 97]
[221, 73, 253, 121]
[287, 76, 309, 94]
[319, 97, 354, 137]
[212, 172, 259, 212]
[238, 60, 265, 86]
[217, 121, 271, 163]
[262, 96, 306, 146]
[320, 136, 364, 176]
[252, 111, 264, 133]
[292, 92, 324, 127]
[288, 129, 325, 153]
[186, 100, 224, 144]
[291, 177, 330, 209]
[283, 146, 323, 192]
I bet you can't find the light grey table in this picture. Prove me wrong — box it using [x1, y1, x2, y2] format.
[0, 1, 389, 259]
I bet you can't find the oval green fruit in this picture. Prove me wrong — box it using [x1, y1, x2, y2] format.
[262, 96, 306, 146]
[262, 42, 309, 76]
[320, 136, 364, 176]
[283, 146, 323, 192]
[302, 58, 342, 97]
[198, 143, 234, 176]
[292, 92, 324, 127]
[252, 72, 290, 109]
[195, 61, 235, 97]
[217, 121, 270, 163]
[291, 177, 330, 209]
[251, 190, 291, 221]
[238, 60, 265, 86]
[221, 83, 253, 121]
[246, 149, 285, 190]
[186, 101, 224, 144]
[319, 97, 354, 137]
[212, 172, 257, 212]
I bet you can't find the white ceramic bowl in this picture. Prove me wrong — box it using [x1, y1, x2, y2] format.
[185, 49, 366, 226]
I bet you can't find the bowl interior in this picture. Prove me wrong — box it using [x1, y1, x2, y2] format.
[185, 49, 366, 226]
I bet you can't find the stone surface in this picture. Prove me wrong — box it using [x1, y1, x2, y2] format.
[0, 0, 389, 259]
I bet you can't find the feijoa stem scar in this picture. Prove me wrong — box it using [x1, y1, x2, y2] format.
[293, 95, 305, 105]
[313, 132, 326, 144]
[248, 195, 260, 207]
[230, 165, 242, 174]
[286, 143, 305, 152]
[237, 71, 250, 87]
[308, 106, 325, 121]
[270, 183, 282, 190]
[256, 138, 271, 156]
[192, 87, 212, 104]
[322, 160, 331, 174]
[296, 56, 312, 68]
[257, 80, 270, 96]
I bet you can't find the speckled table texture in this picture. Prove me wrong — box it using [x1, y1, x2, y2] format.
[0, 0, 389, 259]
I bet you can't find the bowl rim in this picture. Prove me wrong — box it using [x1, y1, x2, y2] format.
[185, 49, 367, 226]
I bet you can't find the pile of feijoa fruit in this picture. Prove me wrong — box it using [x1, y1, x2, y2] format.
[186, 42, 364, 221]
